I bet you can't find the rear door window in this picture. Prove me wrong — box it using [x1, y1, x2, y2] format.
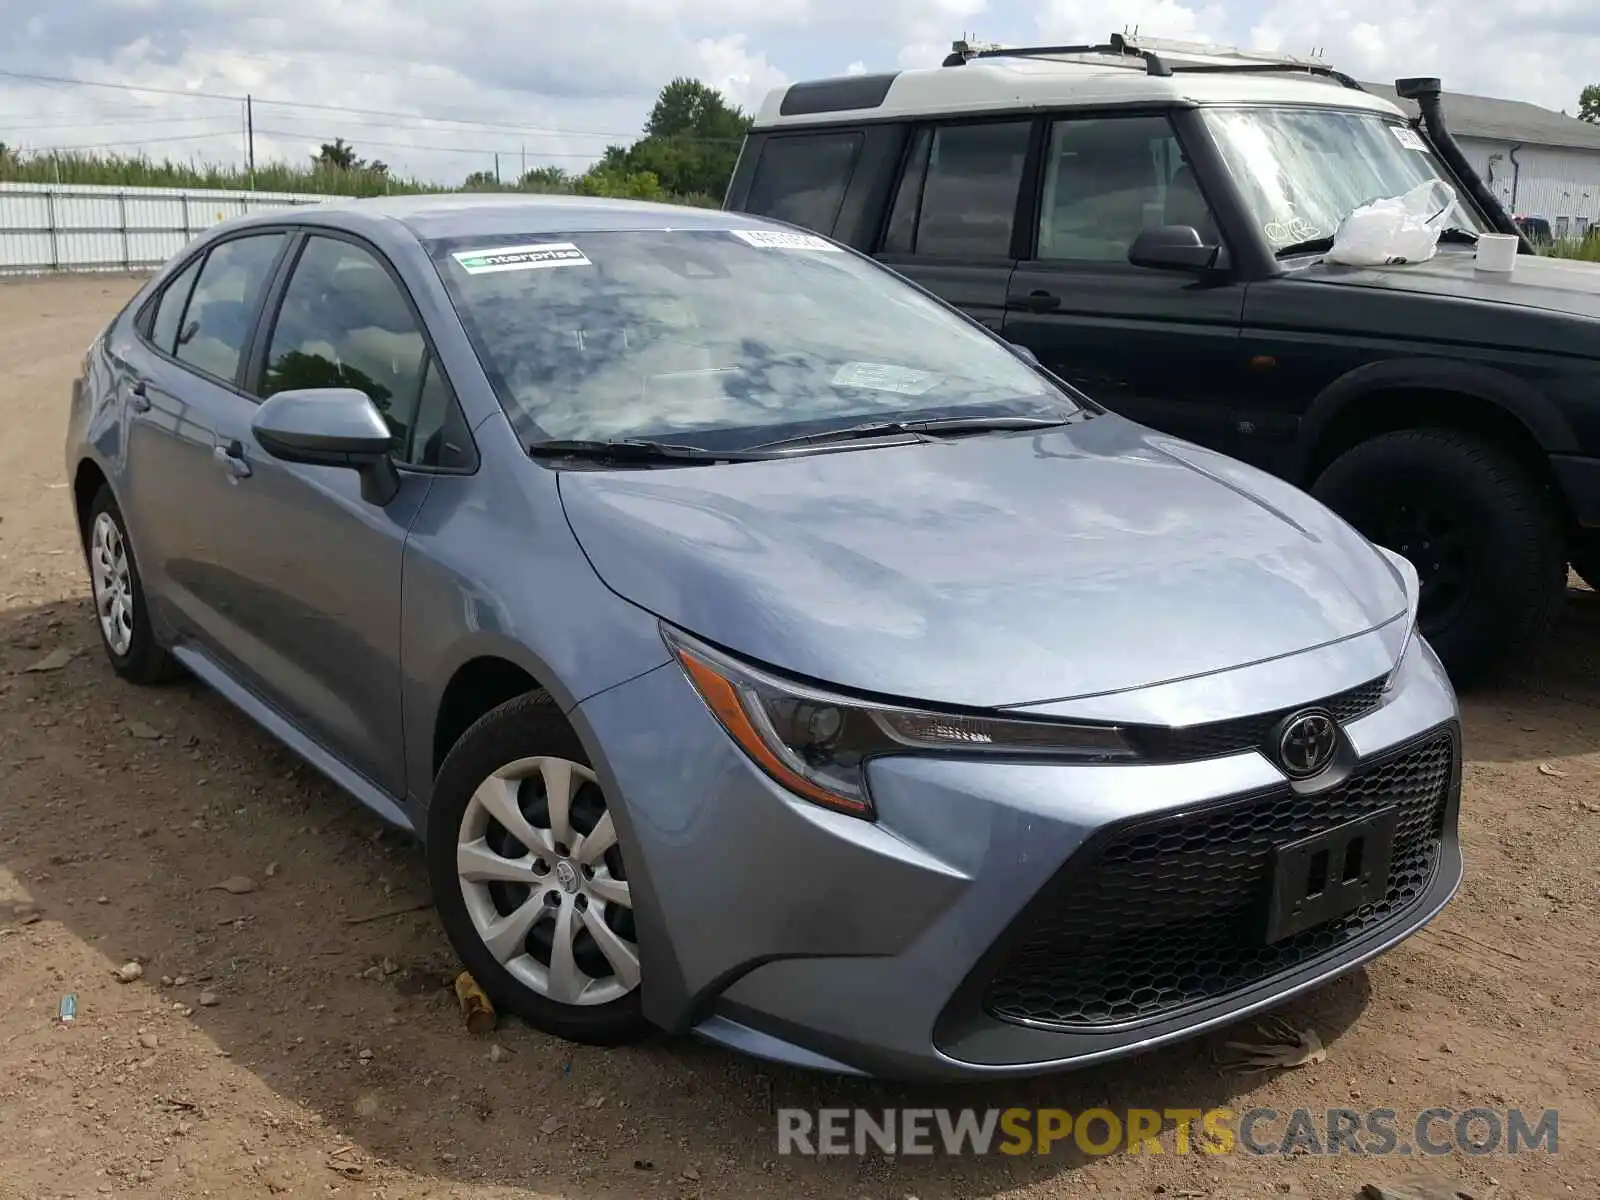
[886, 120, 1030, 259]
[174, 233, 286, 383]
[742, 132, 864, 235]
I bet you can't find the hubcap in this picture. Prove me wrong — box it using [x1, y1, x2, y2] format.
[89, 512, 134, 657]
[456, 755, 638, 1007]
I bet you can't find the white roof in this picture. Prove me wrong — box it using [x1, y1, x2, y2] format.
[752, 56, 1405, 130]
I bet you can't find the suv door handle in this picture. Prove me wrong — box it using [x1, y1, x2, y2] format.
[128, 379, 151, 412]
[1007, 289, 1061, 312]
[213, 439, 252, 480]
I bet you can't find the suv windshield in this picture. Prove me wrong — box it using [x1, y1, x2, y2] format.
[429, 228, 1076, 451]
[1202, 106, 1489, 252]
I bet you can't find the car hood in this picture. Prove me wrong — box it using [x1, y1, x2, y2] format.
[1304, 247, 1600, 322]
[557, 415, 1407, 709]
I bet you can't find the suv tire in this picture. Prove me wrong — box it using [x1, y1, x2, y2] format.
[427, 690, 650, 1047]
[1311, 428, 1565, 686]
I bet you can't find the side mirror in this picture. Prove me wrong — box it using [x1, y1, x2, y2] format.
[251, 387, 401, 506]
[1009, 342, 1041, 367]
[1128, 225, 1220, 273]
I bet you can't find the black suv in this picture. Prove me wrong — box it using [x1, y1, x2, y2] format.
[723, 37, 1600, 685]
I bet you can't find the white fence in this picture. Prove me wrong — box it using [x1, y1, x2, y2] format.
[0, 182, 343, 276]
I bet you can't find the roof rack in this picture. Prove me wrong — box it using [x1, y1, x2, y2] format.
[942, 31, 1365, 91]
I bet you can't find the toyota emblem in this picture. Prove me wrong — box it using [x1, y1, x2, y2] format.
[1276, 709, 1339, 779]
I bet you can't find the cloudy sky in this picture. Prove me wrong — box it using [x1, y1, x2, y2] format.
[0, 0, 1594, 185]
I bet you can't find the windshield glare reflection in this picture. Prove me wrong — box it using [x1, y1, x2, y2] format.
[1203, 107, 1488, 250]
[433, 229, 1077, 451]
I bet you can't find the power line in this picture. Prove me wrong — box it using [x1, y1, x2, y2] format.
[0, 113, 238, 136]
[0, 66, 742, 144]
[253, 128, 610, 160]
[30, 129, 238, 153]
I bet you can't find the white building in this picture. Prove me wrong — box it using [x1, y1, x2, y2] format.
[1365, 82, 1600, 240]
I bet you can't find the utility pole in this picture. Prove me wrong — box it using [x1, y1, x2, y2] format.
[246, 94, 256, 188]
[521, 142, 526, 182]
[494, 152, 500, 185]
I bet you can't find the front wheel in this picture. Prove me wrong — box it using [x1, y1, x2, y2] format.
[1311, 428, 1565, 687]
[427, 691, 648, 1046]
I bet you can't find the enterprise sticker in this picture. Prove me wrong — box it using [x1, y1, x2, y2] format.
[730, 229, 842, 251]
[452, 242, 591, 274]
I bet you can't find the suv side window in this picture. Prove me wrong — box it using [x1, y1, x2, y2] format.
[147, 256, 203, 355]
[174, 233, 286, 382]
[887, 120, 1030, 258]
[260, 234, 472, 469]
[1037, 116, 1219, 262]
[743, 132, 864, 235]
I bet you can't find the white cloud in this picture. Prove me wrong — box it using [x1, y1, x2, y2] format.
[4, 0, 1600, 189]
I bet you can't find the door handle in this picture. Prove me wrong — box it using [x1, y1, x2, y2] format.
[1007, 289, 1061, 312]
[213, 440, 252, 480]
[128, 379, 151, 413]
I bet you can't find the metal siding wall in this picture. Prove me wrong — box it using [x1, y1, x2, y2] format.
[0, 182, 345, 275]
[1457, 136, 1600, 235]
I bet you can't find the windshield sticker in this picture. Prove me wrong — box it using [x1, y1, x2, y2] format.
[1390, 125, 1429, 152]
[832, 362, 940, 395]
[452, 242, 591, 274]
[730, 229, 843, 252]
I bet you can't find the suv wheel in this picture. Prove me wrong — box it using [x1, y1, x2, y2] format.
[1569, 529, 1600, 592]
[1311, 428, 1565, 686]
[83, 485, 183, 684]
[427, 691, 649, 1046]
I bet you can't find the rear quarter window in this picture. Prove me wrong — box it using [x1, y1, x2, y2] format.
[742, 132, 864, 236]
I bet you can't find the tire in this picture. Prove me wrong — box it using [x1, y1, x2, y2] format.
[83, 485, 183, 685]
[427, 691, 649, 1046]
[1311, 428, 1565, 687]
[1569, 529, 1600, 592]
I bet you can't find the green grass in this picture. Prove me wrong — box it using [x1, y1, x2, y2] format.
[1539, 238, 1600, 262]
[0, 149, 718, 206]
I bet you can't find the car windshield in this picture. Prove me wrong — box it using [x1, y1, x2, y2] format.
[428, 227, 1077, 450]
[1201, 106, 1489, 251]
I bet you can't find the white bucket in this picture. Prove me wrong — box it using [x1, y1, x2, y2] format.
[1476, 233, 1519, 272]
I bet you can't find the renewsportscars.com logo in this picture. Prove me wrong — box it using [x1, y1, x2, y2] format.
[777, 1106, 1559, 1158]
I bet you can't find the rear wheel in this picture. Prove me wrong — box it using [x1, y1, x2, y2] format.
[83, 486, 183, 684]
[427, 691, 648, 1046]
[1311, 428, 1565, 686]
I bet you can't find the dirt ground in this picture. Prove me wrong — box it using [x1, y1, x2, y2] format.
[1, 274, 1596, 1200]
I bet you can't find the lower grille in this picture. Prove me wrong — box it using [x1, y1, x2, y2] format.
[983, 728, 1456, 1030]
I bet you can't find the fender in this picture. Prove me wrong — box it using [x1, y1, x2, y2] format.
[1296, 356, 1578, 474]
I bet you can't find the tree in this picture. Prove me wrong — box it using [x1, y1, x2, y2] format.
[314, 138, 389, 174]
[1581, 84, 1600, 124]
[520, 164, 569, 189]
[462, 169, 502, 191]
[599, 78, 752, 199]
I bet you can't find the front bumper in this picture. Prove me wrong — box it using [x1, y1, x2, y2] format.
[571, 626, 1461, 1082]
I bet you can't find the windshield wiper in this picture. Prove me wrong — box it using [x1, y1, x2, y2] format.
[1276, 225, 1480, 261]
[748, 413, 1078, 452]
[1274, 235, 1336, 259]
[527, 438, 772, 464]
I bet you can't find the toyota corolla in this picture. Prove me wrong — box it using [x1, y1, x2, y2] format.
[65, 194, 1461, 1080]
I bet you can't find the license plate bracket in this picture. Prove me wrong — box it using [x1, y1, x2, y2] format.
[1265, 807, 1398, 944]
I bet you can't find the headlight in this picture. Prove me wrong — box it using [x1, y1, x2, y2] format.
[1375, 546, 1421, 693]
[662, 626, 1134, 819]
